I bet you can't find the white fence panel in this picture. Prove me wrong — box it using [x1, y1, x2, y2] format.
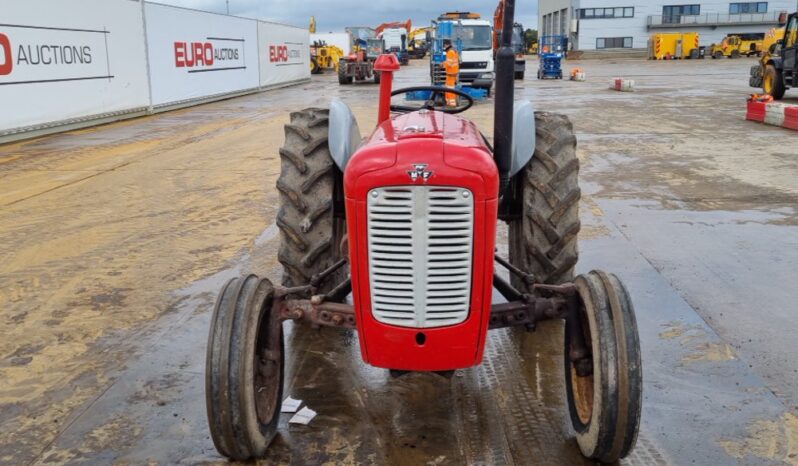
[258, 22, 310, 89]
[0, 0, 150, 133]
[145, 3, 259, 107]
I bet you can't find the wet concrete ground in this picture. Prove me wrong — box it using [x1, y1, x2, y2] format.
[1, 57, 797, 465]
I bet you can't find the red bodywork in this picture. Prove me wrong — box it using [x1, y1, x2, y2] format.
[344, 111, 499, 371]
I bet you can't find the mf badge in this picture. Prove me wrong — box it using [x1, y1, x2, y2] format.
[407, 164, 433, 182]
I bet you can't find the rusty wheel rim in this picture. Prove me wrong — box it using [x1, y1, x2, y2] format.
[570, 302, 594, 425]
[254, 311, 281, 425]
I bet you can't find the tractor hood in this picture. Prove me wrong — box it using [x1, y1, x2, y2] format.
[343, 110, 498, 195]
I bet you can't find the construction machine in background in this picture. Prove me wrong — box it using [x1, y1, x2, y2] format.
[538, 35, 565, 79]
[338, 27, 385, 85]
[710, 34, 764, 58]
[409, 27, 433, 59]
[494, 2, 526, 79]
[310, 41, 345, 74]
[750, 11, 797, 99]
[764, 27, 786, 54]
[649, 32, 702, 60]
[376, 20, 412, 65]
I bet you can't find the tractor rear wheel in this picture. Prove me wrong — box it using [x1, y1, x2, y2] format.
[565, 271, 642, 463]
[206, 275, 283, 461]
[508, 112, 580, 291]
[763, 64, 786, 100]
[277, 108, 349, 296]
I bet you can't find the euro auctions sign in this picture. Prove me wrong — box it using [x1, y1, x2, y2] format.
[257, 21, 309, 88]
[0, 33, 11, 75]
[0, 24, 112, 84]
[173, 38, 246, 72]
[268, 44, 302, 64]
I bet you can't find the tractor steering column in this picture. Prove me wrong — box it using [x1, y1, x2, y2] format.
[493, 0, 516, 198]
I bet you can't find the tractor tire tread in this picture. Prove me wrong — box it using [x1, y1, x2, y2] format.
[509, 112, 580, 289]
[277, 108, 348, 293]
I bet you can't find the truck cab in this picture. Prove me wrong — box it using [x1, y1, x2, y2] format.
[381, 27, 410, 65]
[433, 12, 495, 93]
[457, 18, 495, 91]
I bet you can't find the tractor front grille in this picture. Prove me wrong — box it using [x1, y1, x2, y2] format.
[367, 186, 474, 328]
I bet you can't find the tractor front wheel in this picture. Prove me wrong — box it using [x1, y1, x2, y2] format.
[508, 112, 580, 290]
[565, 271, 642, 463]
[338, 61, 353, 85]
[310, 57, 321, 75]
[206, 275, 283, 461]
[277, 108, 349, 296]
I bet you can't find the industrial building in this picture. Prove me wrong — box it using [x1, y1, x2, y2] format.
[539, 0, 798, 51]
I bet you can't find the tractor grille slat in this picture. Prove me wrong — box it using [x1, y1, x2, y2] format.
[367, 186, 474, 328]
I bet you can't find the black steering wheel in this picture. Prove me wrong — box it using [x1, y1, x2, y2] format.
[390, 86, 474, 115]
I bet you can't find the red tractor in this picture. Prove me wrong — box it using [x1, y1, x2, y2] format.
[205, 1, 642, 463]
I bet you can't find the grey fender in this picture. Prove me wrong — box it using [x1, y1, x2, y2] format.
[329, 98, 362, 170]
[509, 100, 536, 177]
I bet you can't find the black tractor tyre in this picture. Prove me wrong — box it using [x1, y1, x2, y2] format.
[206, 275, 283, 461]
[338, 61, 353, 85]
[277, 108, 349, 296]
[731, 49, 741, 59]
[310, 57, 321, 75]
[508, 112, 580, 291]
[764, 64, 786, 100]
[565, 271, 642, 463]
[712, 50, 722, 59]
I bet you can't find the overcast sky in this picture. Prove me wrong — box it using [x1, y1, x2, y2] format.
[153, 0, 539, 32]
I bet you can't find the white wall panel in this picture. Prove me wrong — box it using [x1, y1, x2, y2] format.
[145, 3, 259, 106]
[258, 21, 310, 88]
[0, 0, 150, 133]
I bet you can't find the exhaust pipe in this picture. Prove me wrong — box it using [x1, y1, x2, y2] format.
[493, 0, 516, 197]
